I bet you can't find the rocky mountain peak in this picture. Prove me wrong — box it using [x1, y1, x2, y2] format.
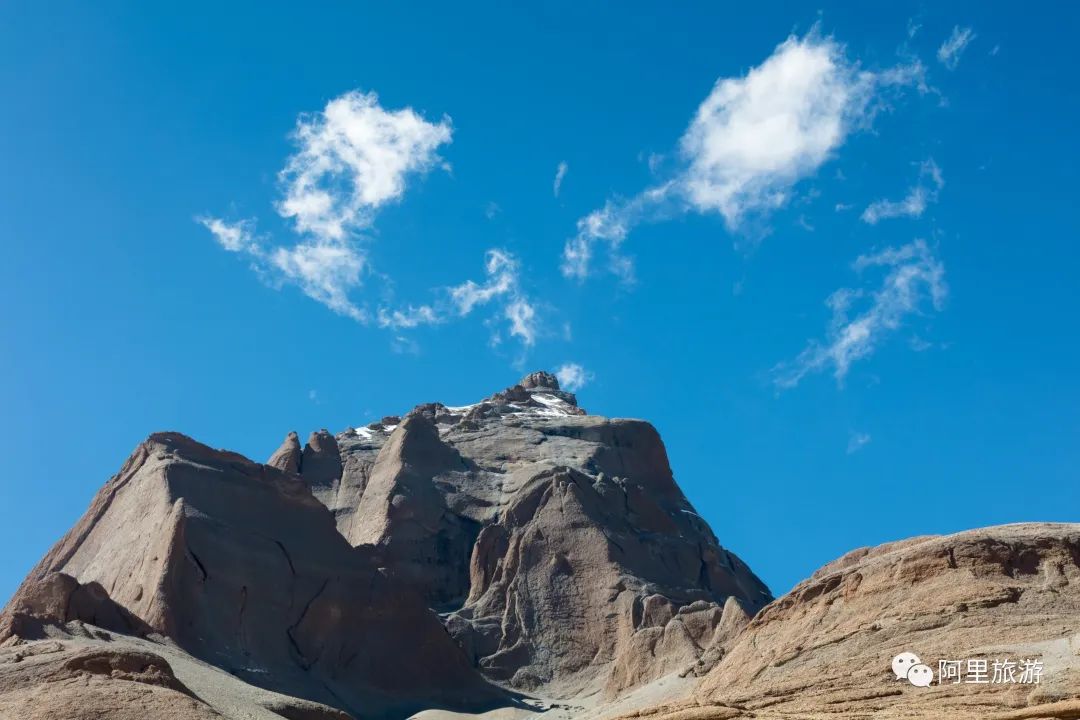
[519, 370, 560, 390]
[3, 374, 1077, 720]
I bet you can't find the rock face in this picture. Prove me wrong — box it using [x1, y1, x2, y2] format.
[0, 372, 770, 718]
[1, 432, 503, 719]
[6, 371, 1071, 720]
[298, 375, 773, 697]
[0, 642, 225, 720]
[618, 523, 1080, 720]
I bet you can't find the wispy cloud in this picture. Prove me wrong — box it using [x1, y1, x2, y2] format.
[938, 26, 976, 70]
[772, 239, 946, 389]
[555, 362, 593, 391]
[271, 240, 369, 321]
[847, 431, 872, 454]
[198, 216, 260, 253]
[861, 158, 944, 224]
[563, 31, 927, 281]
[199, 90, 452, 323]
[505, 298, 538, 346]
[553, 161, 568, 197]
[376, 249, 538, 349]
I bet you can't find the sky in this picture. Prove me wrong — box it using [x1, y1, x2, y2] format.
[2, 2, 1078, 605]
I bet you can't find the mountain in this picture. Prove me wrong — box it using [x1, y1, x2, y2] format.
[0, 372, 771, 719]
[1, 373, 1076, 719]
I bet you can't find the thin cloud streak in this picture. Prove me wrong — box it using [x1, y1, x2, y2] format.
[772, 239, 947, 389]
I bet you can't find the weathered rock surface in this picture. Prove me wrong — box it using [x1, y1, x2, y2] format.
[615, 523, 1080, 719]
[0, 641, 224, 720]
[314, 375, 772, 698]
[5, 372, 1070, 720]
[0, 432, 503, 719]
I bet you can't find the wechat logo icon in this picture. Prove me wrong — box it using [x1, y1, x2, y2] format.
[892, 651, 934, 687]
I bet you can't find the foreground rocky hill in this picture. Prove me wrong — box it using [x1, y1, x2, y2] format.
[1, 372, 1076, 720]
[616, 523, 1080, 720]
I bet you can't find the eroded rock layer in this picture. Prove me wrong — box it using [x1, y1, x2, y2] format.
[290, 372, 773, 697]
[1, 432, 502, 719]
[616, 523, 1080, 720]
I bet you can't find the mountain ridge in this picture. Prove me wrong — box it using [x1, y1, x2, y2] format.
[1, 373, 1076, 720]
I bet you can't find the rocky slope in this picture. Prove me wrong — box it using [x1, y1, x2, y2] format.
[615, 523, 1080, 719]
[272, 371, 772, 699]
[0, 431, 504, 719]
[0, 372, 771, 719]
[3, 372, 1075, 720]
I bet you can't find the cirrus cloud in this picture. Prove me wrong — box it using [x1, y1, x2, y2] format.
[772, 239, 947, 389]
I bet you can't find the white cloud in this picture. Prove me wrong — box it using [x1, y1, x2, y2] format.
[374, 249, 538, 349]
[772, 239, 946, 389]
[376, 304, 440, 329]
[847, 431, 871, 454]
[553, 161, 568, 197]
[200, 90, 452, 324]
[861, 158, 944, 224]
[277, 90, 452, 241]
[197, 216, 261, 254]
[555, 363, 593, 392]
[938, 26, 976, 70]
[563, 32, 926, 280]
[678, 34, 874, 226]
[561, 183, 671, 281]
[505, 298, 537, 346]
[270, 239, 368, 322]
[449, 249, 518, 315]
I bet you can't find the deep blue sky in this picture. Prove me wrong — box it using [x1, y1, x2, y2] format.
[2, 2, 1078, 605]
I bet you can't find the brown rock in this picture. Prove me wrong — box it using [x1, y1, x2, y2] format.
[0, 432, 504, 719]
[615, 522, 1080, 720]
[267, 431, 303, 474]
[0, 643, 222, 720]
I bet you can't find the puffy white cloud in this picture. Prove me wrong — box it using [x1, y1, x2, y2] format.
[277, 90, 452, 241]
[772, 239, 946, 389]
[678, 35, 873, 226]
[200, 90, 452, 324]
[197, 216, 261, 254]
[937, 26, 976, 70]
[861, 158, 944, 224]
[563, 32, 925, 280]
[553, 161, 568, 197]
[555, 363, 593, 391]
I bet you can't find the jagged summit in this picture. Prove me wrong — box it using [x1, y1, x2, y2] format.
[256, 373, 772, 700]
[519, 370, 560, 390]
[326, 371, 586, 449]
